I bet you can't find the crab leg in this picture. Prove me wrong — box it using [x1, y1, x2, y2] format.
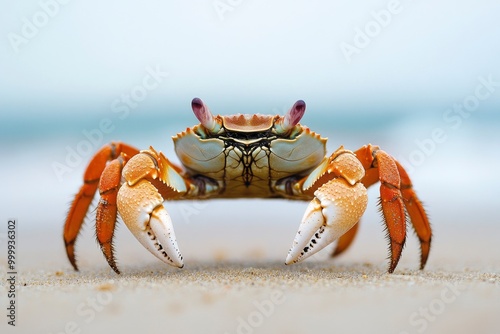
[355, 144, 431, 272]
[95, 156, 125, 274]
[331, 221, 359, 257]
[64, 142, 139, 271]
[285, 148, 368, 265]
[117, 147, 190, 269]
[395, 161, 432, 269]
[376, 150, 407, 273]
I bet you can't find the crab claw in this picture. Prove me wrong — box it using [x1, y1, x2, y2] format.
[285, 178, 367, 265]
[117, 179, 184, 268]
[275, 100, 306, 134]
[191, 97, 222, 134]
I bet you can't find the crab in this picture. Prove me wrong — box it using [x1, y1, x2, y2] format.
[64, 98, 432, 274]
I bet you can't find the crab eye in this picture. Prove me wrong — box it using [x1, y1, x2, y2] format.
[191, 98, 221, 134]
[275, 100, 306, 134]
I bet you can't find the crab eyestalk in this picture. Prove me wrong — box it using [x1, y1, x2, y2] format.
[275, 100, 306, 134]
[191, 98, 222, 134]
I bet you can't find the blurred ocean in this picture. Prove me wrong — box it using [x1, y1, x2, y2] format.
[1, 101, 498, 233]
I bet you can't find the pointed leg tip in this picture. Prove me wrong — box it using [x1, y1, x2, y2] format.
[108, 261, 121, 274]
[331, 248, 341, 258]
[419, 258, 428, 270]
[98, 242, 122, 274]
[419, 241, 431, 270]
[68, 254, 79, 271]
[65, 242, 80, 271]
[387, 254, 400, 274]
[388, 261, 398, 274]
[67, 253, 79, 271]
[388, 257, 400, 273]
[101, 244, 121, 274]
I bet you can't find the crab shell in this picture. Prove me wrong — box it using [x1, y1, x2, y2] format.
[172, 110, 327, 198]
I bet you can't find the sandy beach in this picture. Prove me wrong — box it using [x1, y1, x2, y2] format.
[1, 213, 499, 334]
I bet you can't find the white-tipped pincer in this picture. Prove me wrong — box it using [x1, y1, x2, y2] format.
[117, 180, 184, 268]
[285, 178, 368, 265]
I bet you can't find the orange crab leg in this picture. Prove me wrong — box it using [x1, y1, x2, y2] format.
[63, 142, 139, 271]
[375, 149, 407, 273]
[395, 161, 432, 269]
[355, 145, 406, 272]
[95, 157, 125, 274]
[331, 221, 359, 257]
[354, 144, 431, 272]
